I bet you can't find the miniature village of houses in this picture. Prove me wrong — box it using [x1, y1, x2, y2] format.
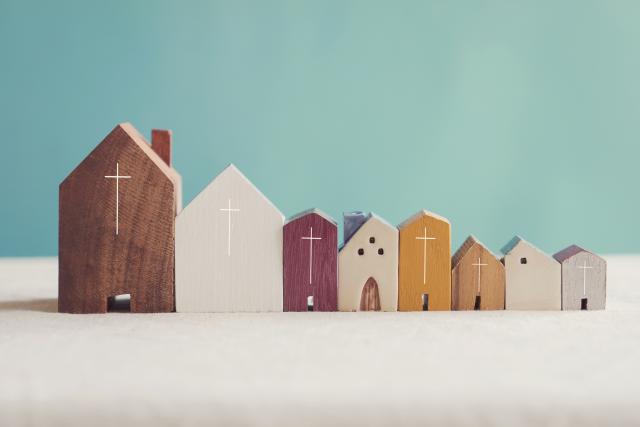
[58, 124, 607, 314]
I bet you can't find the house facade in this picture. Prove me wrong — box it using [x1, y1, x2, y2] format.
[59, 123, 181, 313]
[502, 236, 561, 310]
[176, 164, 284, 312]
[398, 210, 451, 311]
[283, 209, 337, 311]
[338, 213, 398, 312]
[452, 236, 505, 310]
[553, 245, 606, 310]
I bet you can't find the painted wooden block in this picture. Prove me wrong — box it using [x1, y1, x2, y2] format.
[283, 209, 337, 311]
[398, 210, 451, 311]
[553, 245, 606, 310]
[176, 164, 284, 312]
[338, 212, 398, 312]
[59, 123, 182, 313]
[451, 236, 505, 310]
[501, 236, 561, 310]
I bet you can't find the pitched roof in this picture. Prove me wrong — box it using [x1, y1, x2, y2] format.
[61, 123, 181, 186]
[552, 244, 597, 263]
[182, 163, 284, 219]
[397, 209, 451, 229]
[369, 212, 396, 230]
[452, 235, 496, 268]
[339, 212, 396, 252]
[119, 123, 180, 183]
[500, 236, 523, 255]
[285, 208, 336, 225]
[501, 235, 556, 261]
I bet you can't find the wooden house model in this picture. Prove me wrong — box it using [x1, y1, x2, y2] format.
[397, 210, 451, 311]
[283, 209, 337, 311]
[175, 164, 284, 312]
[501, 236, 561, 310]
[553, 245, 606, 310]
[338, 212, 398, 312]
[59, 123, 182, 313]
[451, 236, 505, 310]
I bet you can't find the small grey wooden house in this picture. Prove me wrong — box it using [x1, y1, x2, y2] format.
[553, 245, 606, 310]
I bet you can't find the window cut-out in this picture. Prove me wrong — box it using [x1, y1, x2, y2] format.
[581, 298, 588, 310]
[107, 294, 131, 313]
[474, 295, 481, 311]
[520, 257, 527, 264]
[358, 248, 364, 256]
[369, 237, 376, 244]
[378, 248, 384, 255]
[307, 296, 314, 311]
[422, 294, 429, 311]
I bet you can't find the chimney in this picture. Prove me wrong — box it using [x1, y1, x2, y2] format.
[151, 129, 172, 167]
[343, 211, 370, 244]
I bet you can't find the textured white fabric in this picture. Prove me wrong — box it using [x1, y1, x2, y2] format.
[0, 256, 639, 427]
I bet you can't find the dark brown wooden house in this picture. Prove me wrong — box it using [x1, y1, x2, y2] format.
[59, 123, 182, 313]
[283, 209, 337, 311]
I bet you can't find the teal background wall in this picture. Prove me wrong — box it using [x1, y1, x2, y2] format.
[1, 0, 638, 257]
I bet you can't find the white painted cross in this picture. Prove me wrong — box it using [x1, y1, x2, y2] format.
[578, 260, 593, 297]
[219, 198, 240, 256]
[301, 227, 322, 285]
[472, 257, 488, 295]
[104, 162, 131, 236]
[415, 226, 437, 285]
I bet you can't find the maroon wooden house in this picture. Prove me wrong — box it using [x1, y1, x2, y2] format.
[283, 209, 338, 311]
[59, 123, 182, 313]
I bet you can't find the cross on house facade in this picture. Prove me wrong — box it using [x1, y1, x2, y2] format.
[578, 260, 593, 297]
[472, 257, 488, 295]
[301, 227, 322, 285]
[219, 198, 240, 256]
[104, 162, 131, 236]
[415, 226, 436, 285]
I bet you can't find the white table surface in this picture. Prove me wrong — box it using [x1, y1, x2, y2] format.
[1, 256, 639, 427]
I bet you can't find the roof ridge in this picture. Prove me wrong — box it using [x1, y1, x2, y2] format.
[285, 208, 336, 225]
[397, 209, 451, 229]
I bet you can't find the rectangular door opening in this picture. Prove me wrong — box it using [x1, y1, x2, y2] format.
[581, 298, 588, 310]
[422, 294, 429, 311]
[474, 295, 481, 311]
[107, 294, 131, 312]
[307, 296, 314, 312]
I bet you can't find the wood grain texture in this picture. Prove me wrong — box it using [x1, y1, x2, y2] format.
[398, 210, 451, 311]
[503, 237, 561, 310]
[554, 245, 606, 310]
[283, 209, 337, 311]
[338, 214, 398, 312]
[359, 277, 381, 311]
[151, 129, 172, 166]
[451, 236, 505, 310]
[59, 123, 181, 313]
[176, 164, 284, 312]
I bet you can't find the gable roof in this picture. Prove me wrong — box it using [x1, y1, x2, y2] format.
[61, 123, 181, 186]
[452, 235, 497, 268]
[339, 212, 397, 252]
[552, 244, 603, 263]
[501, 236, 523, 255]
[397, 209, 450, 229]
[181, 163, 284, 219]
[285, 208, 336, 225]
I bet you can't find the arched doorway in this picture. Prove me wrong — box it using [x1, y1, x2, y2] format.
[360, 277, 381, 311]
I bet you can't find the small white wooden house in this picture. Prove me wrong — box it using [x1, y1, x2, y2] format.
[176, 164, 284, 312]
[501, 236, 561, 310]
[338, 212, 398, 312]
[553, 245, 606, 310]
